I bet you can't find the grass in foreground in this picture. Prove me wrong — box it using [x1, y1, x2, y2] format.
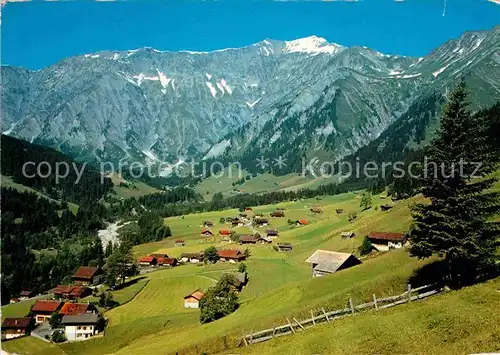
[238, 277, 500, 355]
[1, 336, 66, 355]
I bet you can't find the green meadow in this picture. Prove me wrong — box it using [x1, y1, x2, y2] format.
[3, 190, 498, 355]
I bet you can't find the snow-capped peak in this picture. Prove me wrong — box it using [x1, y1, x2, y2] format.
[284, 35, 344, 55]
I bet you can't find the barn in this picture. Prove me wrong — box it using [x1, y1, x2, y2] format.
[184, 290, 205, 308]
[305, 250, 361, 278]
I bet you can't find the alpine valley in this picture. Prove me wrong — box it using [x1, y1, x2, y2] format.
[2, 26, 499, 171]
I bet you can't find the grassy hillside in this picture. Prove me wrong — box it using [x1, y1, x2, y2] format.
[54, 191, 427, 355]
[238, 277, 500, 355]
[3, 188, 497, 355]
[195, 166, 334, 201]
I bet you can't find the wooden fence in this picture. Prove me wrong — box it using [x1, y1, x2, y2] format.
[242, 283, 441, 346]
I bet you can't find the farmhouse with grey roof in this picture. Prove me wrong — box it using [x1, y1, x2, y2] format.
[305, 250, 361, 278]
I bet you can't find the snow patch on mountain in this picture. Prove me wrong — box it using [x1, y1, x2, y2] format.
[433, 64, 451, 78]
[204, 139, 231, 159]
[221, 79, 232, 95]
[246, 98, 262, 108]
[156, 69, 172, 89]
[315, 122, 335, 136]
[206, 82, 217, 98]
[206, 73, 212, 80]
[284, 36, 344, 55]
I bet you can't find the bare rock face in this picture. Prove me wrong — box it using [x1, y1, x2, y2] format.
[2, 27, 499, 165]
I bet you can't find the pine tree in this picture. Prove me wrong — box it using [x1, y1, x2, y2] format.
[360, 192, 373, 211]
[409, 81, 500, 285]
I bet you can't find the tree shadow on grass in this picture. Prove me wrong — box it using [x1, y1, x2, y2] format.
[409, 260, 500, 290]
[112, 276, 147, 291]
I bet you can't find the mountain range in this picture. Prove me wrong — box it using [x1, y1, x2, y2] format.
[2, 26, 499, 170]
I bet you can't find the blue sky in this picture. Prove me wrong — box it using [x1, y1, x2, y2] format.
[2, 0, 499, 69]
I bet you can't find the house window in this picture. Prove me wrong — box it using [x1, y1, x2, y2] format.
[77, 326, 81, 330]
[82, 326, 87, 330]
[77, 333, 82, 338]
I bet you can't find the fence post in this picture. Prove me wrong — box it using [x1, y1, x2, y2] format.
[242, 330, 248, 346]
[287, 317, 296, 334]
[321, 308, 330, 322]
[294, 317, 305, 330]
[273, 327, 276, 338]
[373, 294, 378, 310]
[311, 310, 316, 326]
[349, 297, 355, 315]
[407, 284, 412, 303]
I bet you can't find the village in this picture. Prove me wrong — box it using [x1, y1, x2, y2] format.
[1, 195, 409, 346]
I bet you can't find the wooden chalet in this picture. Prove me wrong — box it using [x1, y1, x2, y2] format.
[180, 252, 204, 263]
[158, 257, 178, 267]
[231, 218, 244, 227]
[138, 256, 157, 266]
[296, 219, 309, 226]
[31, 300, 64, 324]
[266, 229, 279, 238]
[270, 210, 285, 217]
[219, 228, 231, 236]
[305, 250, 361, 278]
[2, 318, 33, 340]
[203, 221, 214, 228]
[201, 229, 214, 236]
[380, 205, 393, 211]
[217, 249, 246, 263]
[277, 243, 293, 252]
[184, 290, 205, 308]
[175, 240, 185, 247]
[72, 266, 104, 286]
[53, 285, 92, 300]
[310, 207, 323, 214]
[335, 208, 345, 214]
[19, 290, 34, 300]
[239, 235, 257, 244]
[254, 218, 269, 226]
[226, 272, 248, 292]
[367, 232, 407, 251]
[341, 231, 355, 239]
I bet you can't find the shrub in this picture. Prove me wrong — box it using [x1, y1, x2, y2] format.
[51, 330, 66, 343]
[204, 246, 219, 263]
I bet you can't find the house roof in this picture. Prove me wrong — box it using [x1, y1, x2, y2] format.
[70, 286, 90, 297]
[202, 229, 214, 234]
[61, 314, 98, 325]
[19, 290, 33, 297]
[310, 207, 323, 212]
[175, 240, 185, 243]
[298, 219, 309, 225]
[72, 266, 101, 280]
[232, 272, 247, 285]
[219, 229, 231, 235]
[305, 250, 359, 274]
[149, 253, 169, 258]
[138, 256, 156, 263]
[2, 318, 31, 329]
[53, 285, 75, 294]
[341, 231, 355, 236]
[239, 235, 256, 243]
[31, 300, 63, 313]
[218, 249, 244, 259]
[277, 242, 292, 248]
[266, 229, 279, 235]
[184, 290, 205, 301]
[368, 232, 405, 242]
[180, 252, 204, 259]
[158, 257, 177, 265]
[59, 303, 90, 316]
